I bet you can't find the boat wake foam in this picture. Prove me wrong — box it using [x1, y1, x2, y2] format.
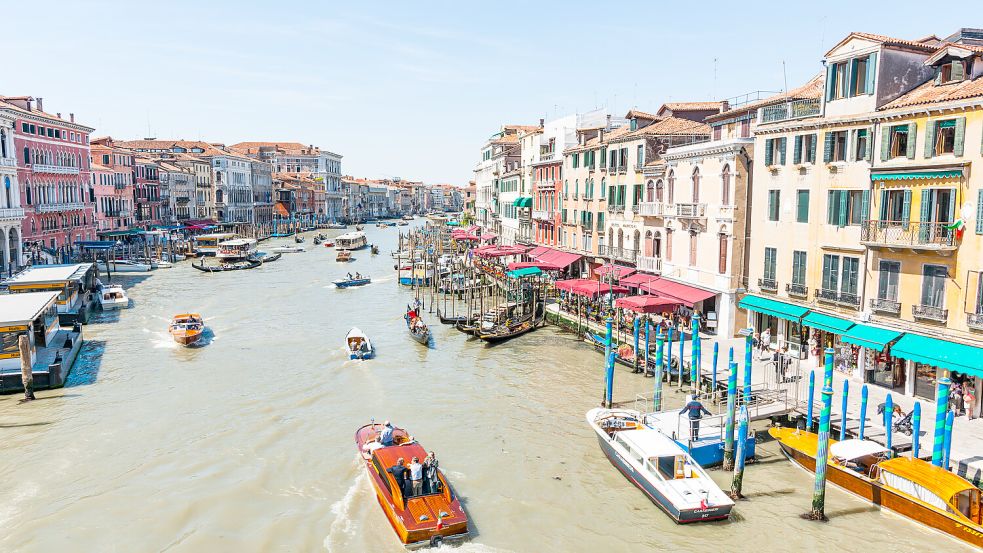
[322, 464, 371, 552]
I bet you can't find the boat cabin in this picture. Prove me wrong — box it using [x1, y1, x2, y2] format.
[335, 231, 368, 251]
[2, 263, 99, 324]
[878, 456, 983, 524]
[615, 430, 704, 481]
[194, 233, 237, 256]
[0, 291, 82, 392]
[216, 238, 258, 260]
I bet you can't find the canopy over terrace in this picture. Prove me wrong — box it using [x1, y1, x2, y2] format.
[615, 294, 681, 313]
[556, 278, 630, 298]
[473, 245, 529, 258]
[639, 278, 716, 307]
[526, 246, 582, 271]
[594, 265, 636, 279]
[619, 272, 660, 288]
[507, 261, 564, 271]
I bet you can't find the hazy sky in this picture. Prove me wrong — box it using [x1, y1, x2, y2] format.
[6, 1, 976, 183]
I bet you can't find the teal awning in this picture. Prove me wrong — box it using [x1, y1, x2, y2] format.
[802, 312, 855, 335]
[507, 267, 542, 278]
[512, 197, 532, 207]
[870, 170, 962, 181]
[891, 334, 983, 378]
[738, 295, 809, 322]
[840, 324, 903, 352]
[97, 229, 144, 237]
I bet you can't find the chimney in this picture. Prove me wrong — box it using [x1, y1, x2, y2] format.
[720, 100, 729, 112]
[539, 118, 544, 128]
[25, 98, 33, 112]
[36, 98, 43, 112]
[57, 112, 62, 119]
[70, 113, 75, 122]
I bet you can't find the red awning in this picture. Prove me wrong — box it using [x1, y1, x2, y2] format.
[507, 261, 564, 271]
[556, 279, 630, 298]
[639, 278, 717, 307]
[615, 294, 681, 313]
[594, 264, 636, 278]
[475, 245, 528, 258]
[534, 247, 583, 270]
[526, 246, 549, 258]
[619, 273, 660, 287]
[274, 203, 290, 217]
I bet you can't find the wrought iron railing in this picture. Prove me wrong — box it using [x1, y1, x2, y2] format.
[760, 98, 822, 123]
[912, 304, 948, 322]
[816, 288, 860, 307]
[759, 278, 778, 291]
[968, 313, 983, 330]
[786, 282, 808, 297]
[861, 221, 956, 248]
[869, 297, 901, 315]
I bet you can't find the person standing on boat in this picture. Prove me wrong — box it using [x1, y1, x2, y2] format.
[380, 421, 395, 446]
[679, 395, 712, 442]
[387, 458, 409, 497]
[423, 451, 439, 493]
[409, 457, 424, 497]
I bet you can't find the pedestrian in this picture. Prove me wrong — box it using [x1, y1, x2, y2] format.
[965, 383, 977, 420]
[409, 456, 424, 497]
[679, 394, 712, 441]
[387, 457, 409, 497]
[760, 328, 771, 359]
[380, 421, 395, 446]
[951, 381, 965, 417]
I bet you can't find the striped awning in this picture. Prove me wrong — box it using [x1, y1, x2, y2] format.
[870, 170, 962, 181]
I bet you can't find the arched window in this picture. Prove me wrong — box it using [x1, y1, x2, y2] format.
[3, 176, 10, 209]
[601, 177, 607, 199]
[655, 179, 664, 202]
[692, 168, 700, 203]
[646, 180, 655, 202]
[667, 171, 675, 204]
[721, 164, 731, 205]
[574, 179, 579, 198]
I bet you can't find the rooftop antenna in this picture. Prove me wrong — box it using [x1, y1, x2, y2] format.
[712, 57, 718, 99]
[782, 60, 789, 99]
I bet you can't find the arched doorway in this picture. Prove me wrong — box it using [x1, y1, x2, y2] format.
[633, 229, 641, 254]
[617, 228, 624, 251]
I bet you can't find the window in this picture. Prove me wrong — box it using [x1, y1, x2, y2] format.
[827, 190, 868, 227]
[763, 247, 777, 281]
[827, 54, 876, 100]
[823, 131, 848, 162]
[792, 251, 807, 286]
[851, 56, 868, 97]
[637, 145, 644, 167]
[713, 126, 722, 140]
[740, 119, 750, 138]
[925, 118, 966, 158]
[938, 61, 966, 85]
[764, 137, 787, 166]
[721, 165, 731, 204]
[821, 254, 840, 295]
[830, 61, 849, 100]
[841, 257, 860, 299]
[667, 171, 675, 204]
[855, 129, 870, 161]
[878, 260, 900, 301]
[794, 134, 817, 164]
[691, 168, 700, 202]
[767, 190, 780, 221]
[880, 189, 910, 225]
[796, 190, 810, 223]
[665, 229, 673, 261]
[921, 265, 947, 308]
[572, 153, 579, 169]
[23, 147, 29, 164]
[718, 235, 728, 274]
[936, 120, 956, 154]
[887, 124, 911, 159]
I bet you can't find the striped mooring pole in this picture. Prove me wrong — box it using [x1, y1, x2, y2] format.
[731, 405, 749, 499]
[711, 342, 719, 400]
[806, 370, 815, 432]
[678, 331, 685, 387]
[822, 347, 834, 390]
[859, 385, 868, 440]
[603, 316, 613, 408]
[810, 368, 835, 520]
[723, 360, 738, 471]
[666, 329, 674, 387]
[654, 330, 665, 412]
[840, 379, 849, 441]
[943, 409, 955, 469]
[932, 377, 952, 467]
[743, 329, 753, 404]
[632, 316, 641, 373]
[884, 393, 894, 456]
[643, 321, 650, 375]
[911, 402, 922, 458]
[691, 315, 701, 394]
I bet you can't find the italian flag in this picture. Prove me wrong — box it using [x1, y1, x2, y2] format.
[946, 218, 966, 240]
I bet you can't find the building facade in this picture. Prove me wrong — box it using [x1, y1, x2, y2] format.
[0, 109, 25, 273]
[90, 139, 136, 233]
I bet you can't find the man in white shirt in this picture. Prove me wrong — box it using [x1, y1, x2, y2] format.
[409, 456, 424, 497]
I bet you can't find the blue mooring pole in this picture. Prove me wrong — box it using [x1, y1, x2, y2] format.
[811, 379, 834, 521]
[743, 329, 753, 403]
[840, 379, 849, 441]
[932, 377, 952, 467]
[711, 342, 719, 400]
[943, 409, 955, 469]
[731, 405, 749, 499]
[644, 320, 650, 375]
[603, 316, 614, 408]
[691, 315, 700, 393]
[911, 402, 922, 459]
[654, 330, 665, 412]
[678, 331, 685, 387]
[884, 393, 894, 457]
[806, 370, 816, 432]
[666, 329, 674, 385]
[859, 385, 869, 440]
[822, 347, 834, 390]
[723, 360, 738, 471]
[633, 316, 641, 373]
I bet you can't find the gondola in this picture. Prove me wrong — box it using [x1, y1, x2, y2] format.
[454, 319, 479, 335]
[436, 307, 471, 325]
[313, 237, 323, 245]
[294, 235, 305, 244]
[404, 305, 430, 345]
[257, 252, 282, 264]
[355, 225, 364, 231]
[192, 259, 262, 272]
[475, 315, 543, 343]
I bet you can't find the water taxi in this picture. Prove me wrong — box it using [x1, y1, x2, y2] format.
[587, 407, 734, 523]
[355, 422, 469, 548]
[335, 231, 368, 251]
[770, 427, 983, 548]
[216, 238, 258, 261]
[346, 327, 373, 359]
[169, 313, 205, 346]
[271, 245, 305, 253]
[102, 259, 153, 273]
[334, 275, 371, 288]
[336, 250, 352, 262]
[96, 281, 129, 309]
[326, 222, 346, 229]
[194, 232, 237, 256]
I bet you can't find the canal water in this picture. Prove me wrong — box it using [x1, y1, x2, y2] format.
[0, 222, 969, 552]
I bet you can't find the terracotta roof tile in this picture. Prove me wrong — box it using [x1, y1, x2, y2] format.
[880, 74, 983, 110]
[612, 117, 711, 142]
[707, 74, 824, 122]
[825, 31, 939, 57]
[658, 102, 724, 114]
[625, 109, 659, 120]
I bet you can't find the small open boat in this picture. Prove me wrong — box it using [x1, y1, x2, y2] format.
[436, 307, 471, 325]
[337, 250, 352, 262]
[323, 240, 335, 248]
[587, 407, 734, 523]
[770, 427, 983, 547]
[335, 275, 371, 288]
[355, 422, 469, 548]
[192, 259, 262, 272]
[169, 313, 205, 346]
[404, 306, 430, 345]
[397, 220, 409, 226]
[327, 222, 346, 230]
[271, 245, 305, 253]
[346, 327, 373, 360]
[355, 225, 365, 231]
[294, 235, 305, 243]
[371, 244, 380, 255]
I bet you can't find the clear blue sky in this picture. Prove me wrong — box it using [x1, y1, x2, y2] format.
[7, 1, 977, 183]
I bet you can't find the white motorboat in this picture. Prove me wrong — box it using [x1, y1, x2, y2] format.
[270, 245, 306, 253]
[335, 231, 368, 251]
[152, 259, 173, 269]
[102, 259, 153, 273]
[346, 327, 373, 360]
[96, 280, 129, 309]
[586, 407, 734, 523]
[216, 238, 258, 261]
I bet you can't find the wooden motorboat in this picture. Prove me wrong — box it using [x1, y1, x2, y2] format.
[169, 313, 204, 346]
[397, 220, 409, 226]
[346, 327, 373, 360]
[404, 306, 430, 345]
[587, 408, 734, 523]
[192, 259, 262, 272]
[334, 275, 371, 288]
[355, 225, 365, 231]
[770, 427, 983, 548]
[323, 240, 335, 248]
[336, 250, 352, 262]
[355, 423, 469, 548]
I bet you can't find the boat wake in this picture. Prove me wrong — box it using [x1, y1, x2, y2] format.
[434, 543, 516, 552]
[322, 466, 373, 552]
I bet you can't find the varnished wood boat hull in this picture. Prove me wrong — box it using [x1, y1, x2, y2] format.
[171, 331, 202, 347]
[775, 435, 983, 548]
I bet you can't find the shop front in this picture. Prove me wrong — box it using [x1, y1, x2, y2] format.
[801, 311, 856, 371]
[890, 333, 983, 404]
[737, 294, 809, 357]
[839, 323, 904, 392]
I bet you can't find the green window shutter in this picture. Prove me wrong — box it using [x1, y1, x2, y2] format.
[906, 122, 917, 159]
[924, 120, 936, 159]
[977, 189, 983, 234]
[952, 61, 965, 82]
[880, 126, 891, 161]
[878, 189, 888, 227]
[823, 132, 835, 163]
[901, 189, 912, 229]
[865, 127, 874, 162]
[866, 53, 877, 95]
[778, 137, 787, 164]
[793, 135, 803, 164]
[861, 189, 870, 225]
[809, 134, 818, 163]
[954, 117, 966, 156]
[919, 189, 932, 242]
[825, 64, 836, 101]
[827, 190, 836, 224]
[764, 138, 774, 166]
[837, 190, 848, 227]
[849, 59, 859, 96]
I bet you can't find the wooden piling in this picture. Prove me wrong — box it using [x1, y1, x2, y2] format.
[19, 335, 34, 401]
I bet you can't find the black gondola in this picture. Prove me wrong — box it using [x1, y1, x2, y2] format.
[475, 302, 545, 343]
[192, 259, 262, 272]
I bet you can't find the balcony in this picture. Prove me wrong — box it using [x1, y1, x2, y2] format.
[717, 204, 736, 222]
[615, 165, 628, 175]
[36, 202, 86, 213]
[599, 245, 639, 263]
[758, 278, 778, 292]
[31, 164, 80, 175]
[0, 207, 25, 220]
[786, 282, 808, 297]
[537, 179, 555, 190]
[637, 255, 662, 273]
[532, 210, 556, 221]
[606, 204, 625, 213]
[912, 304, 948, 323]
[860, 221, 956, 251]
[630, 205, 639, 214]
[638, 201, 666, 217]
[0, 158, 16, 167]
[869, 298, 901, 315]
[760, 98, 822, 123]
[968, 313, 983, 331]
[673, 203, 707, 218]
[816, 288, 861, 308]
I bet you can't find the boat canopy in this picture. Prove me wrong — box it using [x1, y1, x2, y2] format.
[829, 439, 888, 461]
[878, 457, 978, 507]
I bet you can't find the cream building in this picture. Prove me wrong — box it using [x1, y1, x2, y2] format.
[0, 110, 24, 272]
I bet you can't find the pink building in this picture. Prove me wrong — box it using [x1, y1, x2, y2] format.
[0, 96, 95, 257]
[134, 156, 162, 227]
[533, 160, 562, 246]
[90, 139, 136, 233]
